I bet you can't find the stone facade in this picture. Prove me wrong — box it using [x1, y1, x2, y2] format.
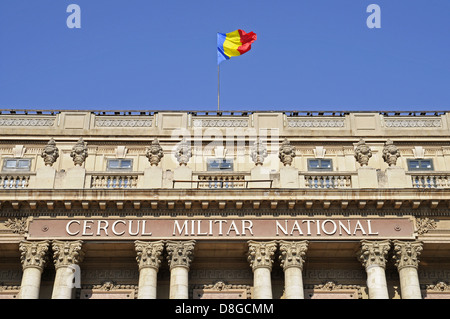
[1, 110, 450, 299]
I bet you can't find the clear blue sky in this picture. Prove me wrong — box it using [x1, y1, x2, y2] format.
[0, 0, 449, 112]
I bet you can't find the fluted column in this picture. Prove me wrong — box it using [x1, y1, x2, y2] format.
[279, 240, 308, 299]
[135, 240, 164, 299]
[51, 240, 84, 299]
[393, 240, 423, 299]
[166, 240, 195, 299]
[357, 240, 390, 299]
[247, 240, 277, 299]
[18, 240, 50, 299]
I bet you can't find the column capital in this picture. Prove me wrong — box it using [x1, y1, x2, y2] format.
[393, 240, 423, 270]
[279, 240, 308, 271]
[19, 240, 50, 271]
[247, 240, 277, 271]
[166, 240, 195, 270]
[51, 240, 84, 269]
[135, 240, 165, 271]
[358, 240, 391, 269]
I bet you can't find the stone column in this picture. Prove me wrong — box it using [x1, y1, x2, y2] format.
[166, 240, 195, 299]
[357, 240, 390, 299]
[51, 240, 84, 299]
[279, 240, 308, 299]
[135, 240, 164, 299]
[393, 240, 423, 299]
[18, 241, 50, 299]
[247, 240, 277, 299]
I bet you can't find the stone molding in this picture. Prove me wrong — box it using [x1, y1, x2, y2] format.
[357, 239, 391, 269]
[247, 240, 277, 271]
[250, 138, 268, 166]
[416, 218, 437, 235]
[287, 118, 345, 128]
[278, 240, 308, 271]
[145, 138, 164, 166]
[278, 138, 296, 166]
[166, 240, 195, 270]
[393, 240, 423, 270]
[354, 139, 372, 166]
[41, 138, 59, 167]
[19, 240, 50, 271]
[174, 139, 192, 166]
[70, 138, 88, 166]
[0, 118, 54, 127]
[4, 217, 27, 234]
[51, 240, 84, 269]
[382, 140, 400, 167]
[134, 240, 164, 271]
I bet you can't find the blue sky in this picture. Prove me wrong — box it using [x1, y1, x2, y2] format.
[0, 0, 449, 112]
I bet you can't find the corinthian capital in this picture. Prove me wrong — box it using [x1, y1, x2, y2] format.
[393, 240, 423, 270]
[52, 240, 84, 269]
[357, 240, 391, 269]
[19, 240, 50, 271]
[247, 240, 277, 271]
[166, 240, 195, 270]
[279, 240, 308, 271]
[135, 240, 165, 271]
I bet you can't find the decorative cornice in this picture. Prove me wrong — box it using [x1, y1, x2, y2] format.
[393, 240, 423, 270]
[51, 240, 84, 269]
[19, 240, 50, 271]
[134, 240, 164, 271]
[279, 240, 308, 270]
[4, 217, 27, 234]
[166, 240, 195, 270]
[357, 240, 391, 269]
[247, 240, 277, 271]
[416, 217, 437, 235]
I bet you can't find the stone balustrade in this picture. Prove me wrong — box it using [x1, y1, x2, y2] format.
[0, 174, 33, 189]
[409, 172, 450, 188]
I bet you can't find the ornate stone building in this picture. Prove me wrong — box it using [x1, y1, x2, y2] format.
[0, 109, 450, 299]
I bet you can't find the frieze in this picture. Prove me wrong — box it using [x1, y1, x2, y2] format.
[383, 117, 442, 128]
[95, 118, 152, 127]
[192, 119, 249, 128]
[0, 118, 55, 127]
[287, 118, 346, 128]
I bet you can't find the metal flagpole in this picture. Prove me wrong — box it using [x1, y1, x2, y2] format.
[217, 65, 220, 111]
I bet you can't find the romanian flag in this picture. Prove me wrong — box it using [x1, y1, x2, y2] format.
[217, 29, 257, 65]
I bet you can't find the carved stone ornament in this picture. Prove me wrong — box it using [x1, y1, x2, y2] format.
[19, 240, 50, 271]
[4, 217, 27, 234]
[382, 139, 400, 167]
[145, 138, 164, 166]
[247, 240, 277, 271]
[357, 240, 390, 269]
[416, 217, 437, 235]
[279, 240, 308, 270]
[174, 139, 192, 166]
[166, 240, 195, 270]
[354, 139, 372, 166]
[41, 138, 59, 166]
[426, 282, 450, 292]
[70, 138, 88, 166]
[135, 240, 164, 271]
[250, 138, 268, 166]
[392, 240, 423, 270]
[278, 138, 296, 166]
[52, 240, 84, 269]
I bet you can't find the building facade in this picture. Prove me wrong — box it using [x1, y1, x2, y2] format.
[0, 109, 449, 299]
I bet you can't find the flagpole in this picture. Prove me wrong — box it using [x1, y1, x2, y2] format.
[217, 65, 220, 111]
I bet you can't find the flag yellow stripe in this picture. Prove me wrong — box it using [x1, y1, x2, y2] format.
[223, 30, 243, 57]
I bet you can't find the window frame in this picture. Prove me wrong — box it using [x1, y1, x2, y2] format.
[2, 158, 32, 172]
[106, 158, 133, 171]
[307, 158, 333, 171]
[407, 159, 434, 171]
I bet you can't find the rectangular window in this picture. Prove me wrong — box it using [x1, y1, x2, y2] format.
[107, 159, 133, 171]
[407, 159, 433, 171]
[207, 159, 233, 171]
[307, 159, 332, 171]
[2, 159, 31, 171]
